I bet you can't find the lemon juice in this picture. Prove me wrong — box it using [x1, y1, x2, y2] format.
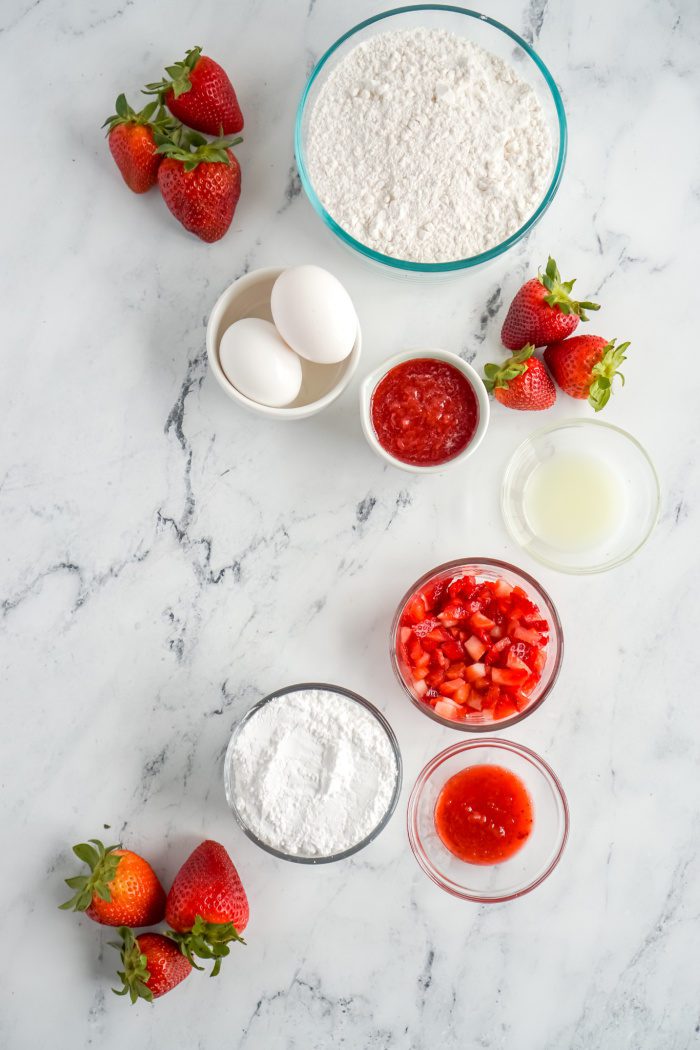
[523, 452, 626, 552]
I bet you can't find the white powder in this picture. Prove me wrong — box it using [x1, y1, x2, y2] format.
[230, 688, 398, 858]
[305, 27, 553, 263]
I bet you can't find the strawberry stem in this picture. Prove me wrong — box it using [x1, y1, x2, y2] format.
[538, 256, 600, 321]
[588, 338, 630, 411]
[59, 838, 122, 912]
[110, 927, 154, 1004]
[143, 45, 203, 102]
[102, 95, 177, 136]
[483, 345, 536, 393]
[166, 915, 245, 977]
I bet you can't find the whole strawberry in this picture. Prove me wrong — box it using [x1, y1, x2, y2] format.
[484, 345, 556, 411]
[544, 335, 629, 411]
[111, 927, 192, 1003]
[102, 95, 174, 193]
[165, 840, 248, 975]
[156, 131, 242, 242]
[145, 46, 244, 135]
[501, 257, 600, 350]
[60, 837, 166, 927]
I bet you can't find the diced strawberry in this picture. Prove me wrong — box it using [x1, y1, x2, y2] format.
[412, 665, 430, 680]
[532, 650, 547, 673]
[508, 640, 533, 665]
[470, 611, 496, 632]
[506, 651, 530, 673]
[472, 676, 490, 692]
[412, 678, 427, 698]
[494, 696, 518, 720]
[490, 625, 505, 640]
[464, 662, 487, 683]
[400, 626, 411, 645]
[405, 595, 427, 623]
[467, 692, 483, 711]
[492, 667, 529, 687]
[447, 575, 476, 600]
[522, 614, 549, 631]
[465, 635, 487, 661]
[493, 579, 513, 599]
[412, 617, 439, 638]
[483, 684, 501, 709]
[441, 677, 466, 696]
[434, 699, 463, 721]
[441, 637, 464, 661]
[520, 675, 538, 696]
[513, 626, 541, 645]
[445, 662, 467, 680]
[423, 580, 446, 607]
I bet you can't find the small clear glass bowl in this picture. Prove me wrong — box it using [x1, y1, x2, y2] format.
[501, 419, 661, 574]
[224, 683, 402, 864]
[407, 738, 569, 901]
[295, 5, 567, 277]
[391, 558, 563, 731]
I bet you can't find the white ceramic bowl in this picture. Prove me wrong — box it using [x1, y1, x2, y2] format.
[206, 267, 362, 420]
[359, 349, 490, 473]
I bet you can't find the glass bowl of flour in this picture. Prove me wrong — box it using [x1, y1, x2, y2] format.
[295, 6, 567, 277]
[224, 683, 402, 863]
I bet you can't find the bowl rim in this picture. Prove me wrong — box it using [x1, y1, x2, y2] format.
[390, 557, 564, 729]
[223, 682, 403, 863]
[407, 737, 570, 901]
[501, 417, 662, 574]
[359, 348, 490, 473]
[206, 267, 362, 419]
[294, 3, 568, 273]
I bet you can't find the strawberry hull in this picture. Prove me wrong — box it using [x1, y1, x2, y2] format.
[392, 560, 562, 729]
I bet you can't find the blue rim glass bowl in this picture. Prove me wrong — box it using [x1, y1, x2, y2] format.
[295, 5, 567, 276]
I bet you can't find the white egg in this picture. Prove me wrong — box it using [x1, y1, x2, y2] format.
[270, 265, 357, 365]
[219, 318, 303, 408]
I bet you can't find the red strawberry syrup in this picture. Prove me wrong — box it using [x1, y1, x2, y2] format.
[370, 358, 478, 466]
[434, 764, 533, 864]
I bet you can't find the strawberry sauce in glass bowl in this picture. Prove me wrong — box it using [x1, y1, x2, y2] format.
[391, 558, 563, 731]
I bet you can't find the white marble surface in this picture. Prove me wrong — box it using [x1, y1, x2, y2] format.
[2, 0, 699, 1046]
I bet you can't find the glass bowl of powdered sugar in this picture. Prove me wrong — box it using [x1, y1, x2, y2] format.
[295, 6, 567, 277]
[224, 683, 402, 863]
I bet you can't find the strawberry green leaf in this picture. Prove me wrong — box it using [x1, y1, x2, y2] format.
[538, 256, 600, 321]
[110, 928, 154, 1005]
[166, 914, 245, 977]
[588, 339, 629, 412]
[59, 838, 123, 912]
[483, 345, 535, 393]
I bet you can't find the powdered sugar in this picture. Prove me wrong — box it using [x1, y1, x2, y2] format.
[230, 688, 398, 858]
[305, 27, 553, 263]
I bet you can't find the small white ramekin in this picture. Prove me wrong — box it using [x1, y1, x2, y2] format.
[359, 348, 490, 473]
[206, 267, 362, 421]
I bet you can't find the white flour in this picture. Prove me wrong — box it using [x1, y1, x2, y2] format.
[231, 688, 398, 857]
[306, 27, 553, 263]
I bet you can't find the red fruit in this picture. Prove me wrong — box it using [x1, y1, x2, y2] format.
[166, 840, 248, 976]
[544, 336, 630, 412]
[501, 256, 600, 350]
[146, 46, 243, 135]
[103, 94, 174, 193]
[484, 345, 556, 411]
[60, 838, 165, 928]
[156, 131, 242, 242]
[399, 572, 550, 723]
[111, 927, 192, 1003]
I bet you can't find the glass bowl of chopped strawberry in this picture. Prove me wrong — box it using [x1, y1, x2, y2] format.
[391, 558, 563, 730]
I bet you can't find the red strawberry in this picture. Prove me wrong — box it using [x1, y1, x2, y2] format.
[544, 335, 629, 411]
[60, 837, 166, 927]
[102, 95, 174, 193]
[483, 345, 556, 411]
[111, 927, 192, 1003]
[156, 131, 242, 242]
[145, 46, 243, 136]
[165, 840, 248, 975]
[501, 257, 600, 350]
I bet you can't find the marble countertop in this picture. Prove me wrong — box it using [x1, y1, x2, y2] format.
[2, 0, 699, 1046]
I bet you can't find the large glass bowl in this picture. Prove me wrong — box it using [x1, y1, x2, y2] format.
[224, 683, 402, 864]
[391, 558, 563, 731]
[295, 5, 567, 277]
[501, 419, 661, 574]
[407, 738, 569, 901]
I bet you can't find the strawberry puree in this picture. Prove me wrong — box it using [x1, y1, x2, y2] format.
[371, 358, 478, 466]
[435, 764, 533, 864]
